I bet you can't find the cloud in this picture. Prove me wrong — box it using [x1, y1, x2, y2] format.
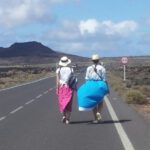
[79, 19, 138, 36]
[102, 20, 138, 36]
[0, 0, 45, 27]
[39, 19, 138, 56]
[79, 19, 99, 35]
[0, 0, 71, 28]
[49, 0, 67, 3]
[47, 19, 138, 43]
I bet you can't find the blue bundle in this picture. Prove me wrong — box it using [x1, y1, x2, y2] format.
[77, 80, 108, 111]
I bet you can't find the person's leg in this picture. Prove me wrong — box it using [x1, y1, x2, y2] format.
[96, 101, 104, 121]
[65, 110, 71, 124]
[63, 101, 72, 124]
[92, 107, 97, 120]
[65, 102, 72, 124]
[92, 101, 104, 123]
[97, 101, 103, 113]
[62, 110, 67, 123]
[62, 109, 71, 124]
[65, 93, 74, 124]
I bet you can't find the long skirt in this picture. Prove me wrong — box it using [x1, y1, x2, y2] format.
[58, 85, 73, 113]
[77, 80, 108, 111]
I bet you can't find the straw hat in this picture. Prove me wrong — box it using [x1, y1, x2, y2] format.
[59, 56, 71, 67]
[91, 54, 100, 60]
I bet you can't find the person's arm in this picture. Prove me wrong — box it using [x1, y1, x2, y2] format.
[85, 67, 90, 80]
[56, 68, 60, 94]
[101, 67, 106, 81]
[102, 67, 110, 94]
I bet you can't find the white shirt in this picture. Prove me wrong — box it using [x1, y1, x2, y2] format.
[85, 64, 106, 81]
[56, 67, 73, 85]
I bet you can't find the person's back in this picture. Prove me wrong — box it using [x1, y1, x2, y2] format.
[77, 54, 108, 123]
[85, 64, 106, 81]
[56, 66, 73, 85]
[56, 56, 74, 124]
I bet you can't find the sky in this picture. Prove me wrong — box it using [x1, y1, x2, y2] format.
[0, 0, 150, 57]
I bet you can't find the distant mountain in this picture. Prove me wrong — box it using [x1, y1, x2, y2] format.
[0, 41, 56, 57]
[0, 41, 87, 65]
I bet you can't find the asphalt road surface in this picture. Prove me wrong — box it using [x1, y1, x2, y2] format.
[0, 74, 150, 150]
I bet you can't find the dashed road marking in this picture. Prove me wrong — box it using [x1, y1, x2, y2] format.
[43, 87, 55, 94]
[25, 99, 35, 105]
[10, 106, 24, 114]
[36, 94, 42, 99]
[0, 116, 6, 121]
[44, 91, 48, 94]
[49, 87, 56, 91]
[0, 87, 55, 122]
[105, 96, 135, 150]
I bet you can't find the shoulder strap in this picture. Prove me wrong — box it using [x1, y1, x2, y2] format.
[56, 67, 62, 86]
[93, 64, 97, 72]
[93, 65, 103, 80]
[70, 67, 73, 73]
[58, 67, 62, 79]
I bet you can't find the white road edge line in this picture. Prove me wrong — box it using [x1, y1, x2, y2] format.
[10, 106, 24, 114]
[104, 96, 135, 150]
[0, 76, 53, 92]
[0, 116, 6, 121]
[25, 99, 35, 105]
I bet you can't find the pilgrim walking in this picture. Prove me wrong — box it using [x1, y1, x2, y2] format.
[77, 54, 109, 123]
[56, 56, 75, 124]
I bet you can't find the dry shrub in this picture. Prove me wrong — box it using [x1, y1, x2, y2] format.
[139, 86, 150, 97]
[108, 72, 127, 96]
[0, 79, 5, 85]
[126, 89, 147, 104]
[108, 72, 122, 87]
[126, 80, 132, 88]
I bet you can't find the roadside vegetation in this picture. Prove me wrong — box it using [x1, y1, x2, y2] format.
[108, 72, 150, 105]
[0, 62, 85, 90]
[107, 62, 150, 122]
[0, 65, 55, 89]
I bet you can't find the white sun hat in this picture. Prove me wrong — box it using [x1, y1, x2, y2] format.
[59, 56, 71, 67]
[91, 54, 100, 60]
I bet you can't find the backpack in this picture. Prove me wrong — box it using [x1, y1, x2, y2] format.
[68, 69, 77, 90]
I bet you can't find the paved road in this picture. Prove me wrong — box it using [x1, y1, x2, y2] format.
[0, 74, 150, 150]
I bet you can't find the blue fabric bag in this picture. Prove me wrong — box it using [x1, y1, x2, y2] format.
[77, 80, 108, 111]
